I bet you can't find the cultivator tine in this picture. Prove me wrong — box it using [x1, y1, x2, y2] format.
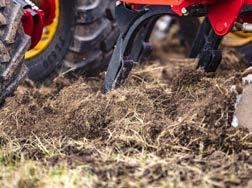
[189, 18, 211, 58]
[103, 19, 156, 93]
[188, 17, 223, 72]
[197, 29, 223, 72]
[103, 36, 125, 93]
[129, 18, 158, 63]
[103, 4, 174, 93]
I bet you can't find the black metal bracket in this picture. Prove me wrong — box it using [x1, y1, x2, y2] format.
[190, 18, 211, 58]
[190, 17, 223, 72]
[103, 5, 176, 93]
[197, 29, 223, 72]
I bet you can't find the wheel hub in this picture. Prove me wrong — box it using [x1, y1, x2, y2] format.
[25, 0, 59, 59]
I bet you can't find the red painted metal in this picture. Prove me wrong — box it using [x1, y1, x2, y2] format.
[22, 8, 44, 49]
[40, 0, 56, 26]
[120, 0, 252, 36]
[21, 0, 56, 49]
[208, 0, 244, 36]
[22, 10, 34, 37]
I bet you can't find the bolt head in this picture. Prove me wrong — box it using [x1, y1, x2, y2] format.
[181, 7, 188, 15]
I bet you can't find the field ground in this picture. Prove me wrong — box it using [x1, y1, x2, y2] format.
[0, 33, 251, 188]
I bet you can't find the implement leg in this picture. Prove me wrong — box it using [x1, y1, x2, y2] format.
[197, 29, 223, 72]
[103, 4, 174, 93]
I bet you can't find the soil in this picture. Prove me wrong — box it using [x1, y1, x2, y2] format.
[0, 30, 251, 187]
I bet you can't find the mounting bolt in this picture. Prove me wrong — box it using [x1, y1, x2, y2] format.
[181, 7, 188, 15]
[116, 1, 122, 6]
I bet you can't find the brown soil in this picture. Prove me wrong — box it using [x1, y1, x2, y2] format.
[0, 35, 251, 187]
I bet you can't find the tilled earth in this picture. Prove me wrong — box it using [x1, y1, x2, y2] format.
[0, 35, 251, 187]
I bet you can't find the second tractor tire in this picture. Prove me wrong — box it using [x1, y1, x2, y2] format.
[25, 0, 119, 81]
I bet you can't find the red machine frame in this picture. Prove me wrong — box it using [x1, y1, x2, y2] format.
[123, 0, 252, 35]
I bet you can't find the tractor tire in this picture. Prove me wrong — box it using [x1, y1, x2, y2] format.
[25, 0, 75, 81]
[25, 0, 119, 81]
[0, 0, 31, 104]
[63, 0, 119, 76]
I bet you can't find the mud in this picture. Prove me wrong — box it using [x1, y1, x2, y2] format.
[0, 34, 252, 187]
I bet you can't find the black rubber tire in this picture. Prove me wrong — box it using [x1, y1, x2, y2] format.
[26, 0, 119, 81]
[25, 0, 75, 82]
[63, 0, 119, 76]
[0, 0, 31, 104]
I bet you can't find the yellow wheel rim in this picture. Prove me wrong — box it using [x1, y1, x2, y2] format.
[222, 32, 252, 47]
[25, 0, 60, 59]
